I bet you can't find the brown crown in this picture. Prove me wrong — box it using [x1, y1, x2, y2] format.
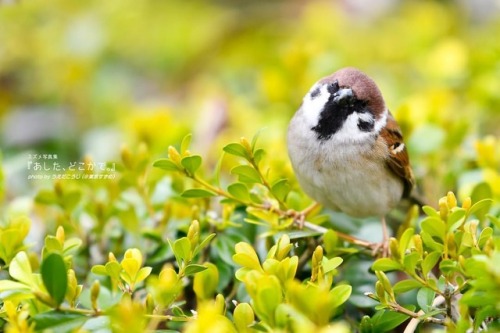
[319, 67, 386, 118]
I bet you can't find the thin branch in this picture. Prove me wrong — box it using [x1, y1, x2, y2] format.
[403, 295, 446, 333]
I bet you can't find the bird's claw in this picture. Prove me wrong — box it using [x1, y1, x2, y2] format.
[286, 209, 306, 229]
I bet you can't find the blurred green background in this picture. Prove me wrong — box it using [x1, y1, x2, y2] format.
[1, 0, 500, 204]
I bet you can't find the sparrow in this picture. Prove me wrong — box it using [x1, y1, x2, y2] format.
[287, 67, 415, 253]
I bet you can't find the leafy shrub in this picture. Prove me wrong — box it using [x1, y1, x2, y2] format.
[0, 133, 498, 332]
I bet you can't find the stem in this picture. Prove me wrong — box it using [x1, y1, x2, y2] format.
[58, 306, 99, 316]
[302, 220, 374, 249]
[249, 159, 287, 208]
[403, 295, 447, 333]
[390, 301, 445, 325]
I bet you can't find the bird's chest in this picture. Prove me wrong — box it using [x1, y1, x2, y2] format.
[294, 140, 403, 217]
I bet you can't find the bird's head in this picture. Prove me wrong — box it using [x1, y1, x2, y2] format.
[301, 67, 387, 143]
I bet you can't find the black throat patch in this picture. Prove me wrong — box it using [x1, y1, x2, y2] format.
[311, 92, 372, 141]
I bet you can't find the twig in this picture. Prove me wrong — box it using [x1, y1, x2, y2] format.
[403, 295, 446, 333]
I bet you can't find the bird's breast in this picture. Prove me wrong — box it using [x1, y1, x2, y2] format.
[288, 134, 404, 217]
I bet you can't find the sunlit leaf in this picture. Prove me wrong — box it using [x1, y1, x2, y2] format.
[372, 258, 402, 272]
[416, 287, 435, 312]
[422, 251, 441, 277]
[223, 143, 249, 159]
[271, 179, 290, 202]
[227, 182, 250, 202]
[329, 284, 352, 308]
[180, 133, 192, 154]
[181, 155, 202, 175]
[153, 159, 180, 171]
[231, 165, 262, 183]
[393, 279, 422, 294]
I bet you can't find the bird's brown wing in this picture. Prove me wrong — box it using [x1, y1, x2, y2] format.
[379, 111, 415, 197]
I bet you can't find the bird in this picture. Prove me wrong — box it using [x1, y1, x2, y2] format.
[287, 67, 415, 255]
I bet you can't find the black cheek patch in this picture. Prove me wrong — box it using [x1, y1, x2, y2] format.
[312, 96, 369, 141]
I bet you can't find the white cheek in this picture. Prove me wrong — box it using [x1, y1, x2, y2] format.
[374, 109, 388, 133]
[333, 113, 369, 143]
[300, 84, 329, 128]
[332, 109, 388, 144]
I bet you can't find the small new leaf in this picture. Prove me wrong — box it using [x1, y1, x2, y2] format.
[181, 155, 202, 175]
[223, 143, 250, 160]
[231, 165, 262, 183]
[227, 182, 250, 202]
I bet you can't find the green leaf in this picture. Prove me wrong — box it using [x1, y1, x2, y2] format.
[329, 284, 352, 308]
[271, 179, 290, 202]
[135, 267, 152, 283]
[231, 165, 262, 183]
[35, 189, 58, 205]
[439, 259, 458, 275]
[393, 279, 422, 294]
[371, 308, 415, 332]
[184, 264, 208, 276]
[227, 182, 250, 201]
[213, 151, 224, 187]
[44, 236, 63, 253]
[153, 159, 180, 171]
[323, 257, 343, 274]
[468, 196, 493, 221]
[375, 271, 394, 301]
[180, 133, 192, 154]
[253, 149, 266, 166]
[398, 228, 414, 257]
[403, 252, 420, 275]
[447, 209, 466, 232]
[422, 251, 441, 277]
[422, 205, 440, 218]
[0, 280, 32, 291]
[323, 229, 338, 255]
[420, 217, 445, 242]
[192, 233, 216, 257]
[41, 253, 68, 307]
[32, 311, 87, 331]
[62, 190, 81, 211]
[416, 287, 435, 312]
[173, 237, 191, 264]
[372, 258, 402, 272]
[223, 143, 249, 159]
[9, 251, 34, 286]
[181, 155, 202, 175]
[105, 261, 122, 279]
[420, 232, 444, 252]
[251, 128, 264, 151]
[478, 227, 493, 248]
[91, 265, 107, 276]
[63, 238, 83, 254]
[359, 316, 374, 333]
[181, 188, 217, 198]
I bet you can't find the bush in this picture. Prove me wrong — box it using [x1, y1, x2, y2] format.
[0, 133, 498, 332]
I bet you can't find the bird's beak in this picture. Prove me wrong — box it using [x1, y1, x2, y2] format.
[333, 88, 353, 105]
